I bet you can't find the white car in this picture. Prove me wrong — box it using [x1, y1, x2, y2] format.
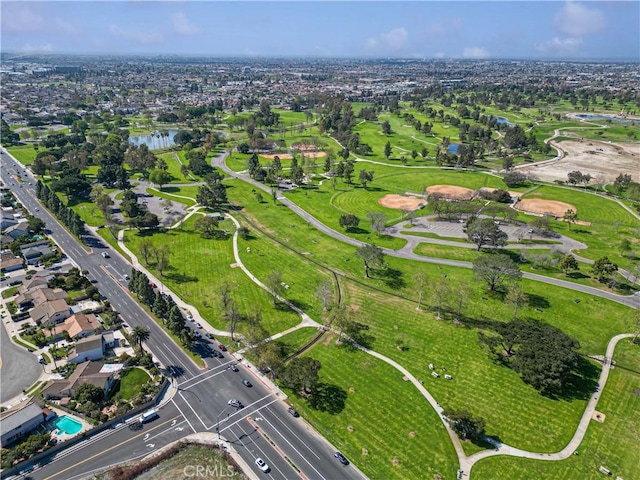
[255, 458, 270, 473]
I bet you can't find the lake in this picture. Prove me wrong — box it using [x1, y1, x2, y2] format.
[448, 143, 460, 154]
[576, 114, 634, 123]
[494, 116, 515, 126]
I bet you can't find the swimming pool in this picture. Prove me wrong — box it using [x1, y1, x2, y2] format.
[53, 415, 83, 435]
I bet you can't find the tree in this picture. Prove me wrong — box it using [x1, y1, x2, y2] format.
[358, 170, 374, 190]
[567, 170, 584, 186]
[342, 161, 354, 184]
[453, 281, 470, 322]
[479, 320, 580, 394]
[466, 218, 508, 250]
[413, 271, 428, 311]
[384, 141, 392, 160]
[339, 214, 360, 232]
[355, 244, 385, 278]
[381, 120, 391, 135]
[619, 239, 632, 258]
[265, 270, 285, 305]
[503, 171, 527, 188]
[367, 212, 387, 235]
[281, 357, 322, 394]
[148, 169, 173, 188]
[138, 238, 156, 266]
[562, 209, 578, 230]
[27, 215, 45, 234]
[505, 282, 528, 321]
[431, 275, 449, 320]
[591, 256, 618, 283]
[197, 182, 228, 210]
[194, 215, 220, 238]
[558, 254, 579, 275]
[74, 383, 104, 404]
[152, 292, 169, 319]
[473, 254, 522, 291]
[155, 245, 171, 277]
[131, 326, 150, 350]
[443, 408, 485, 441]
[316, 279, 335, 311]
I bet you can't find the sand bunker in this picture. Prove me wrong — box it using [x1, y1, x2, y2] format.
[426, 185, 475, 200]
[378, 194, 425, 210]
[515, 198, 576, 217]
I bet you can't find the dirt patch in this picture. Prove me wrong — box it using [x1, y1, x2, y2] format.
[592, 411, 606, 423]
[426, 184, 475, 200]
[260, 153, 293, 160]
[299, 151, 326, 158]
[378, 194, 426, 210]
[515, 198, 577, 217]
[230, 263, 239, 268]
[518, 140, 640, 184]
[292, 143, 319, 152]
[322, 332, 334, 346]
[409, 431, 416, 438]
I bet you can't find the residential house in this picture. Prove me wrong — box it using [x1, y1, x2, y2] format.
[20, 240, 53, 265]
[0, 400, 45, 447]
[29, 298, 71, 325]
[0, 234, 14, 247]
[4, 220, 29, 240]
[43, 313, 101, 341]
[40, 361, 118, 400]
[67, 333, 105, 364]
[18, 275, 52, 294]
[15, 287, 67, 310]
[0, 251, 24, 273]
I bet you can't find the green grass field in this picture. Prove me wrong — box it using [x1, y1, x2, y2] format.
[471, 340, 640, 480]
[6, 144, 39, 165]
[115, 367, 151, 400]
[123, 215, 301, 335]
[290, 337, 459, 479]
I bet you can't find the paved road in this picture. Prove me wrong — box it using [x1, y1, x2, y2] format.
[0, 306, 41, 404]
[211, 152, 640, 310]
[1, 149, 365, 480]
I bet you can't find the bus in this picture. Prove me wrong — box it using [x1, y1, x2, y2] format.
[139, 409, 159, 424]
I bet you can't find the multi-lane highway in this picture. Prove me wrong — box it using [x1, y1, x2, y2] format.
[1, 148, 364, 480]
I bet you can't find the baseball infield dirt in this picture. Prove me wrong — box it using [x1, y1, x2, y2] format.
[378, 194, 425, 210]
[426, 185, 475, 200]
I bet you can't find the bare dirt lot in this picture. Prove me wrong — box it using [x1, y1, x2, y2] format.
[260, 151, 326, 160]
[515, 198, 576, 217]
[518, 140, 640, 184]
[426, 185, 475, 200]
[378, 194, 425, 210]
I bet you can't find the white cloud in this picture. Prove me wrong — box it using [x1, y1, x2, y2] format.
[555, 1, 606, 36]
[2, 5, 46, 33]
[171, 11, 200, 36]
[19, 43, 53, 53]
[109, 25, 163, 45]
[536, 36, 583, 55]
[366, 27, 409, 52]
[462, 47, 490, 59]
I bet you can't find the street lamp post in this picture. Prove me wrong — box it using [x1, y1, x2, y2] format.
[216, 407, 232, 440]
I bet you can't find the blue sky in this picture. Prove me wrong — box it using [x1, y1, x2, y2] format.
[1, 1, 638, 60]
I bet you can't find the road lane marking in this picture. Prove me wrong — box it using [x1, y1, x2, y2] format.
[144, 419, 188, 442]
[259, 407, 321, 460]
[170, 397, 197, 434]
[42, 415, 181, 480]
[178, 390, 210, 431]
[218, 398, 279, 433]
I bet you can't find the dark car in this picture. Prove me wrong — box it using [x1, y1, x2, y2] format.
[242, 378, 252, 387]
[218, 344, 227, 351]
[334, 452, 349, 465]
[287, 407, 300, 417]
[205, 332, 214, 339]
[212, 350, 221, 358]
[229, 364, 239, 372]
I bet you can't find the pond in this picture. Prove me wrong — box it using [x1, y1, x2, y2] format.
[447, 143, 460, 154]
[494, 116, 515, 126]
[575, 114, 634, 123]
[128, 130, 179, 150]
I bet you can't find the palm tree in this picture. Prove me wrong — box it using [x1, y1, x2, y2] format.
[131, 326, 150, 351]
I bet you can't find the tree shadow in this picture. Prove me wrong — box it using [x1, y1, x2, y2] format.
[525, 294, 550, 309]
[566, 272, 590, 280]
[308, 383, 347, 414]
[164, 271, 199, 283]
[545, 356, 599, 401]
[345, 226, 369, 234]
[374, 267, 406, 289]
[287, 298, 311, 312]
